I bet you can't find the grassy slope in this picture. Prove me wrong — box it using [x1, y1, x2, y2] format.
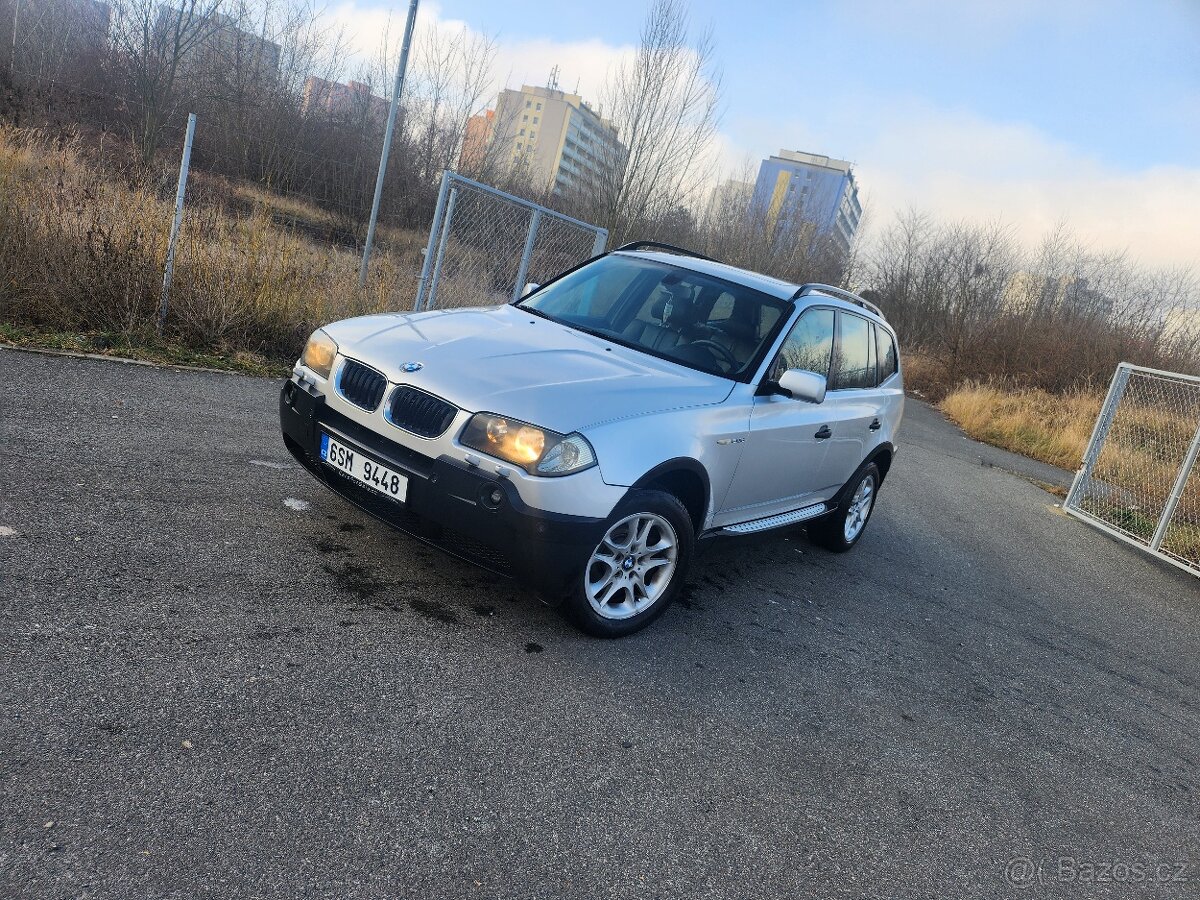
[941, 380, 1200, 563]
[938, 382, 1102, 471]
[0, 322, 288, 376]
[0, 126, 422, 370]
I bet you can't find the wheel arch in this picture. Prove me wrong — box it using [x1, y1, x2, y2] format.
[868, 442, 895, 484]
[628, 458, 711, 534]
[831, 442, 894, 506]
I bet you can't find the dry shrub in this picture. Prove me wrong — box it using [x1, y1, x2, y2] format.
[897, 350, 951, 400]
[867, 213, 1199, 397]
[0, 125, 424, 360]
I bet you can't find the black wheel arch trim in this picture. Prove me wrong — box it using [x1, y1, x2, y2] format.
[830, 443, 894, 508]
[622, 457, 712, 525]
[865, 441, 895, 481]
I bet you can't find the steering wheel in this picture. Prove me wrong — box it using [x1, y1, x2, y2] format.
[688, 339, 739, 373]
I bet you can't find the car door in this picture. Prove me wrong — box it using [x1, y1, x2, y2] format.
[817, 311, 883, 492]
[715, 307, 837, 524]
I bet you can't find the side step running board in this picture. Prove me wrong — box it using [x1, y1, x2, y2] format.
[717, 502, 828, 536]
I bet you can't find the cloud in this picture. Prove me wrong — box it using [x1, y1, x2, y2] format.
[488, 37, 634, 106]
[321, 1, 631, 107]
[725, 100, 1200, 269]
[319, 3, 1200, 270]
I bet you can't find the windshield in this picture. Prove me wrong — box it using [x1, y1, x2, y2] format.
[517, 255, 791, 379]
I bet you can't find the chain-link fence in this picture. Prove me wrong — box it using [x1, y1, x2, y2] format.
[1065, 363, 1200, 576]
[413, 171, 608, 311]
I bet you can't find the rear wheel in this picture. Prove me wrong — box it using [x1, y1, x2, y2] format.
[809, 463, 880, 553]
[563, 490, 694, 638]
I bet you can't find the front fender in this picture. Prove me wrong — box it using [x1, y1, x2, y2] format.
[586, 395, 753, 529]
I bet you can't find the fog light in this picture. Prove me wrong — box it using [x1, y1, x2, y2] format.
[480, 484, 505, 510]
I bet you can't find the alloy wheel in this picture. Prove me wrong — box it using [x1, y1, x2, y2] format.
[585, 513, 679, 620]
[843, 473, 876, 542]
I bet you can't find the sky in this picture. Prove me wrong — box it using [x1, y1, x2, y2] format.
[327, 0, 1200, 269]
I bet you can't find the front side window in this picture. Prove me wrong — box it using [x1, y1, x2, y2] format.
[771, 308, 835, 381]
[518, 255, 790, 380]
[830, 312, 876, 390]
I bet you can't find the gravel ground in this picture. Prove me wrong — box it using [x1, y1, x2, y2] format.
[1, 347, 1197, 899]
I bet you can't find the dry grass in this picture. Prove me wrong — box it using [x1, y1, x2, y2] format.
[942, 380, 1200, 565]
[939, 382, 1102, 470]
[0, 125, 425, 363]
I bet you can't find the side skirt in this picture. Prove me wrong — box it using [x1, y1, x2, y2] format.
[705, 502, 829, 538]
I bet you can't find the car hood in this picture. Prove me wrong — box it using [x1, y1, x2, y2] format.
[322, 305, 734, 434]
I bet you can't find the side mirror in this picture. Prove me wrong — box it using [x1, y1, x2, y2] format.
[521, 282, 540, 298]
[777, 369, 826, 404]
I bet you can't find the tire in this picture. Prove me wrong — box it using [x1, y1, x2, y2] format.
[561, 489, 694, 638]
[808, 462, 880, 553]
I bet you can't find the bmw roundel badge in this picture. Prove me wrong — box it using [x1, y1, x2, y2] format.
[402, 362, 424, 373]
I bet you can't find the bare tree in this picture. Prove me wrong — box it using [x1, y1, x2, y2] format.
[4, 0, 109, 85]
[862, 210, 1199, 394]
[108, 0, 227, 164]
[573, 0, 720, 243]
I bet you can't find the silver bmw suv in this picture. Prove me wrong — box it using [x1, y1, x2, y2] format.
[280, 242, 903, 636]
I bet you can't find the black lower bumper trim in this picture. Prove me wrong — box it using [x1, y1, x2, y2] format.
[279, 377, 606, 593]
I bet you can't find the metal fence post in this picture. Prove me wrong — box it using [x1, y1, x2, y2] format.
[512, 208, 542, 302]
[590, 228, 608, 258]
[1064, 364, 1132, 510]
[9, 0, 20, 78]
[413, 171, 451, 312]
[357, 0, 419, 288]
[157, 112, 196, 335]
[1150, 420, 1200, 551]
[425, 186, 458, 311]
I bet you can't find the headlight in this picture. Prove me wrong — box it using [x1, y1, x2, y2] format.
[460, 413, 596, 476]
[301, 329, 337, 379]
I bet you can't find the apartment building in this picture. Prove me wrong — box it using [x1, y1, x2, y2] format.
[301, 77, 389, 124]
[473, 84, 624, 195]
[753, 150, 862, 255]
[1001, 271, 1114, 318]
[458, 109, 495, 172]
[155, 7, 281, 78]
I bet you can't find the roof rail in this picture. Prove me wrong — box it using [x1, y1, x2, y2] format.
[794, 283, 885, 319]
[614, 241, 718, 263]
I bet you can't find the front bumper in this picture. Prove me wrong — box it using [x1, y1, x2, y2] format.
[280, 376, 607, 594]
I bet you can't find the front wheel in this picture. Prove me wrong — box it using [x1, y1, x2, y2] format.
[562, 490, 694, 638]
[808, 462, 880, 553]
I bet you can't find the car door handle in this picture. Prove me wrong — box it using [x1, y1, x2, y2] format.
[868, 418, 882, 431]
[815, 425, 832, 440]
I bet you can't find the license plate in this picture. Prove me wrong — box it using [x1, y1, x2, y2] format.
[320, 433, 408, 502]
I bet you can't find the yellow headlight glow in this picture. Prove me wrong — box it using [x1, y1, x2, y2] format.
[301, 329, 338, 379]
[461, 413, 596, 476]
[479, 416, 546, 464]
[512, 426, 545, 462]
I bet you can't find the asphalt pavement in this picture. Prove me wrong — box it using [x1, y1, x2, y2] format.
[1, 347, 1198, 899]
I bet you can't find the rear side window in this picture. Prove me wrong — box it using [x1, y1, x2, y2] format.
[772, 308, 835, 379]
[831, 313, 876, 390]
[876, 326, 898, 381]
